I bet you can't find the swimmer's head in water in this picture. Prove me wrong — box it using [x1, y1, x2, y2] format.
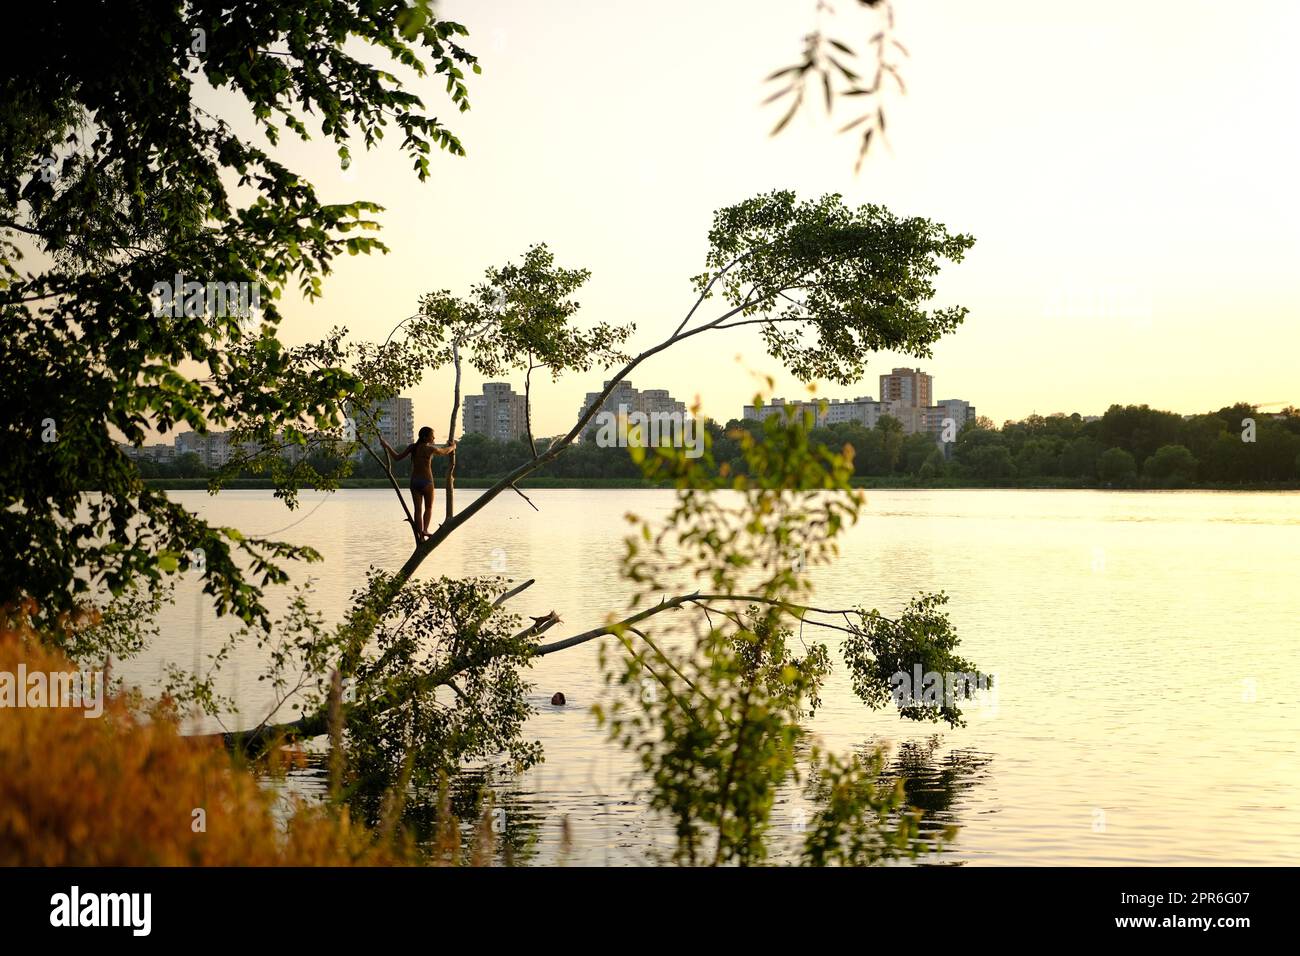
[418, 426, 434, 442]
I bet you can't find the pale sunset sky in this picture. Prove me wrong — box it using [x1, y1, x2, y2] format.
[224, 0, 1300, 433]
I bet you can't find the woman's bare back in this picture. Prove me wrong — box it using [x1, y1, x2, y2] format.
[409, 441, 436, 479]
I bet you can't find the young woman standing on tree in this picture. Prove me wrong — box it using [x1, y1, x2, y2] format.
[382, 427, 457, 539]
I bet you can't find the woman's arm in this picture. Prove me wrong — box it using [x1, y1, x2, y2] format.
[433, 439, 458, 457]
[381, 437, 412, 461]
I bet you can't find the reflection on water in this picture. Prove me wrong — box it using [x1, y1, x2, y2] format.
[886, 737, 995, 862]
[124, 488, 1300, 865]
[276, 734, 994, 866]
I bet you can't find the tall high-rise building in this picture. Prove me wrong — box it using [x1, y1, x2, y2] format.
[463, 382, 529, 442]
[879, 367, 933, 409]
[347, 395, 414, 456]
[638, 388, 684, 417]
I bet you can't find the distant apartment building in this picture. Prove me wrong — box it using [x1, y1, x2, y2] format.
[924, 399, 976, 435]
[346, 395, 414, 456]
[578, 381, 687, 440]
[744, 397, 829, 427]
[172, 430, 267, 467]
[580, 380, 639, 428]
[823, 397, 885, 428]
[742, 368, 974, 451]
[924, 399, 977, 456]
[821, 397, 874, 428]
[165, 394, 413, 468]
[744, 395, 916, 430]
[638, 388, 684, 418]
[879, 367, 933, 409]
[122, 397, 416, 467]
[174, 430, 233, 468]
[120, 442, 176, 463]
[463, 382, 529, 442]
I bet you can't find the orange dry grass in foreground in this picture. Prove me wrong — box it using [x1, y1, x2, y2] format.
[0, 620, 410, 866]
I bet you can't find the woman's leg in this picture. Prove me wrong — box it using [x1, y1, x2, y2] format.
[421, 486, 435, 537]
[409, 487, 422, 537]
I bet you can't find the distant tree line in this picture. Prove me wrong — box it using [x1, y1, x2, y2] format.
[941, 403, 1300, 487]
[723, 402, 1300, 486]
[138, 402, 1300, 488]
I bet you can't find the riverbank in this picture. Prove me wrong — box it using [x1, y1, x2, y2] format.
[143, 477, 1300, 492]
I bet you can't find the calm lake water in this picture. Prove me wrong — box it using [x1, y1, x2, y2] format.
[123, 488, 1300, 865]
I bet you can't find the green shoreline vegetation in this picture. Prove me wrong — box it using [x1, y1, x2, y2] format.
[144, 476, 1300, 492]
[136, 401, 1300, 493]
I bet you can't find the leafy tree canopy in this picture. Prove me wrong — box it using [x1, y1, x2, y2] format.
[1, 0, 478, 640]
[702, 191, 973, 383]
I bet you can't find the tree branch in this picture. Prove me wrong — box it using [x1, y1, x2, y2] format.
[444, 338, 463, 522]
[211, 589, 885, 757]
[524, 359, 539, 460]
[354, 419, 419, 544]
